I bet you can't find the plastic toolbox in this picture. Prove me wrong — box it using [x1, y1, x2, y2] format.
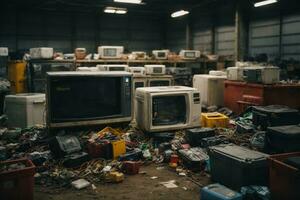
[268, 152, 300, 200]
[0, 158, 35, 200]
[201, 183, 243, 200]
[208, 144, 269, 190]
[252, 105, 300, 130]
[201, 112, 229, 128]
[265, 125, 300, 154]
[185, 128, 215, 146]
[178, 147, 208, 171]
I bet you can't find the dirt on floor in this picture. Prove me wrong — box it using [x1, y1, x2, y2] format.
[34, 164, 211, 200]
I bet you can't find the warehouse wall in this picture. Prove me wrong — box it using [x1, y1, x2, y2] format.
[166, 3, 236, 56]
[249, 2, 300, 61]
[0, 9, 164, 54]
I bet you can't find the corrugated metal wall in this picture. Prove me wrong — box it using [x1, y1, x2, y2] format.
[0, 10, 164, 53]
[165, 18, 187, 52]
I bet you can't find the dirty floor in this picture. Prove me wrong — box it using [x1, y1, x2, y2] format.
[35, 164, 211, 200]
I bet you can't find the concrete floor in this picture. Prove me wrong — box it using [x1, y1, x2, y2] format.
[34, 164, 211, 200]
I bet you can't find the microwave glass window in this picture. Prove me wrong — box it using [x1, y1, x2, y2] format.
[153, 68, 162, 73]
[149, 80, 170, 87]
[134, 82, 145, 89]
[157, 52, 166, 57]
[50, 77, 122, 122]
[152, 95, 186, 126]
[185, 52, 195, 58]
[103, 48, 117, 57]
[109, 67, 124, 71]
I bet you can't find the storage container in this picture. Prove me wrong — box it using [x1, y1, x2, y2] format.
[265, 125, 300, 154]
[193, 74, 227, 106]
[268, 152, 300, 200]
[227, 67, 244, 81]
[185, 127, 215, 146]
[29, 47, 53, 59]
[201, 183, 243, 200]
[8, 61, 27, 93]
[0, 158, 35, 200]
[252, 105, 300, 130]
[224, 80, 300, 114]
[122, 161, 141, 175]
[243, 66, 280, 84]
[5, 93, 45, 128]
[111, 140, 126, 159]
[201, 113, 229, 128]
[209, 144, 269, 190]
[178, 147, 208, 171]
[87, 140, 112, 159]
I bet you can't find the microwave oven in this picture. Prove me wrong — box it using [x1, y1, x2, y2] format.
[30, 47, 53, 59]
[98, 46, 124, 59]
[129, 67, 146, 76]
[144, 65, 166, 75]
[227, 67, 244, 81]
[46, 71, 132, 128]
[193, 74, 227, 107]
[179, 50, 201, 60]
[77, 67, 99, 72]
[147, 75, 173, 87]
[135, 86, 201, 132]
[97, 64, 129, 72]
[243, 66, 280, 84]
[152, 50, 170, 60]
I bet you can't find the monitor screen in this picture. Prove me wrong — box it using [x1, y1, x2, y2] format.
[185, 52, 196, 58]
[149, 80, 170, 87]
[152, 95, 186, 125]
[49, 76, 122, 122]
[103, 48, 117, 57]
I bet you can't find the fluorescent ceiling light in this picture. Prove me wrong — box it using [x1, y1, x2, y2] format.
[171, 10, 189, 18]
[104, 7, 127, 14]
[114, 0, 142, 4]
[254, 0, 278, 7]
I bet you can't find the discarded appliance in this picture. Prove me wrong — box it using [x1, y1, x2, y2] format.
[5, 93, 45, 128]
[135, 86, 201, 132]
[98, 46, 124, 59]
[46, 71, 132, 128]
[201, 183, 243, 200]
[30, 47, 53, 59]
[185, 127, 215, 146]
[178, 147, 208, 171]
[97, 64, 129, 72]
[152, 50, 170, 60]
[144, 65, 166, 75]
[179, 50, 201, 60]
[243, 66, 280, 84]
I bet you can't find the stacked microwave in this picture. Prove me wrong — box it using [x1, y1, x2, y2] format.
[98, 46, 124, 59]
[152, 50, 170, 60]
[179, 50, 201, 60]
[135, 86, 201, 132]
[97, 64, 129, 72]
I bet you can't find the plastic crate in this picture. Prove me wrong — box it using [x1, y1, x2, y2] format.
[0, 158, 35, 200]
[209, 144, 269, 190]
[268, 152, 300, 200]
[201, 112, 229, 128]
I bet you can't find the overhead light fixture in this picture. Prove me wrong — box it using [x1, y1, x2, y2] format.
[104, 7, 127, 14]
[114, 0, 142, 4]
[254, 0, 278, 7]
[171, 10, 189, 18]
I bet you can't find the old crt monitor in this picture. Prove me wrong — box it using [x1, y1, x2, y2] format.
[46, 71, 132, 128]
[135, 86, 201, 132]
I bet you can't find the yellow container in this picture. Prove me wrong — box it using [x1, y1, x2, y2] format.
[8, 61, 27, 93]
[107, 172, 124, 183]
[111, 140, 126, 159]
[201, 112, 229, 128]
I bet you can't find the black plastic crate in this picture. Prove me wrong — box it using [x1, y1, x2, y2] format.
[185, 128, 215, 146]
[265, 125, 300, 154]
[209, 144, 269, 190]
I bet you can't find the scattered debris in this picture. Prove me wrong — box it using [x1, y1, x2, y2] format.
[160, 180, 178, 188]
[71, 179, 91, 190]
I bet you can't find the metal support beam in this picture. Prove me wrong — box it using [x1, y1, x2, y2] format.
[186, 17, 193, 49]
[279, 2, 283, 60]
[235, 0, 250, 61]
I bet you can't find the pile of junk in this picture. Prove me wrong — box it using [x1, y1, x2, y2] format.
[1, 104, 300, 200]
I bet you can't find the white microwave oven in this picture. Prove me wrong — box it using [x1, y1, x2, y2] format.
[97, 64, 129, 72]
[144, 65, 166, 75]
[179, 50, 201, 60]
[243, 66, 280, 84]
[147, 75, 173, 87]
[98, 46, 124, 59]
[129, 67, 146, 76]
[77, 67, 99, 72]
[135, 86, 201, 132]
[152, 50, 170, 60]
